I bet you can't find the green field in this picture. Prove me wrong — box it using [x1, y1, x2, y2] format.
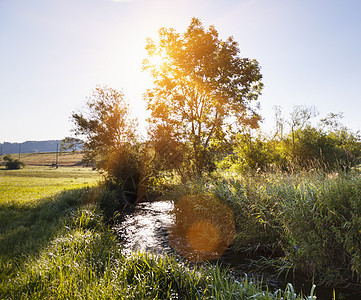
[0, 166, 99, 205]
[0, 167, 101, 264]
[0, 167, 314, 299]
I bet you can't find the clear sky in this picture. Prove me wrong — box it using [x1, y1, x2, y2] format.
[1, 0, 360, 142]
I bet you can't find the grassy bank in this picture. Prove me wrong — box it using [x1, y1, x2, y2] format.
[0, 167, 314, 299]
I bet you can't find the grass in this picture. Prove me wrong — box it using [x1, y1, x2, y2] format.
[0, 166, 99, 206]
[0, 166, 314, 299]
[0, 167, 100, 271]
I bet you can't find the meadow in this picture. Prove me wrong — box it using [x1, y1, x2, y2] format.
[0, 165, 316, 299]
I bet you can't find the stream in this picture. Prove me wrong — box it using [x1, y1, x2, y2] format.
[114, 200, 360, 300]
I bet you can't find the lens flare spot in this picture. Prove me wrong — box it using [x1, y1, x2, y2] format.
[168, 194, 235, 261]
[187, 220, 220, 253]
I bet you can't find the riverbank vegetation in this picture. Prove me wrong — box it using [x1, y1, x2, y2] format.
[1, 167, 316, 299]
[163, 171, 361, 288]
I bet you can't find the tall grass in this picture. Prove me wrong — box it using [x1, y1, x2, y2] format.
[167, 170, 361, 287]
[0, 167, 314, 299]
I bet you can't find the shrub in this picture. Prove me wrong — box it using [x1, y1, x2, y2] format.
[3, 154, 25, 170]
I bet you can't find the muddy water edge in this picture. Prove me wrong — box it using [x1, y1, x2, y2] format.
[113, 200, 360, 300]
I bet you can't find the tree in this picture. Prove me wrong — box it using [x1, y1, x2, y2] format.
[272, 105, 285, 140]
[71, 86, 138, 182]
[320, 112, 345, 132]
[143, 18, 263, 175]
[289, 105, 318, 147]
[274, 108, 361, 171]
[60, 137, 83, 153]
[219, 132, 279, 173]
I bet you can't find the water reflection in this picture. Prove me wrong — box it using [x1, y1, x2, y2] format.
[114, 201, 175, 255]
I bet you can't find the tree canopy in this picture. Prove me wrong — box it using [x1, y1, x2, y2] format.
[71, 86, 137, 168]
[143, 18, 264, 175]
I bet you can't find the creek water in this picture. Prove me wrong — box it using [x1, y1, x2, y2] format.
[114, 200, 359, 300]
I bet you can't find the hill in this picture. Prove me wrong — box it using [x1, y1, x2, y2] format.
[0, 140, 61, 155]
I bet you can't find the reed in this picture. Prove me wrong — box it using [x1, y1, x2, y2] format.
[173, 170, 361, 286]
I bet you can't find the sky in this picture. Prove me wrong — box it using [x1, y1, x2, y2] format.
[1, 0, 360, 142]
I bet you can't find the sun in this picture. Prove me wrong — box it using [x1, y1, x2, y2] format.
[149, 54, 164, 68]
[143, 52, 166, 73]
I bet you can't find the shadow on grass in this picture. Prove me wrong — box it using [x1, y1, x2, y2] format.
[0, 187, 98, 271]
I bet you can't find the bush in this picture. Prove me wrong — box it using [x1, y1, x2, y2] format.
[280, 126, 361, 171]
[3, 155, 25, 170]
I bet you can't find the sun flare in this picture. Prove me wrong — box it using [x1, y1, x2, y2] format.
[147, 54, 164, 70]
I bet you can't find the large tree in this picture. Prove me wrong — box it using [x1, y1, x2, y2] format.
[143, 18, 264, 175]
